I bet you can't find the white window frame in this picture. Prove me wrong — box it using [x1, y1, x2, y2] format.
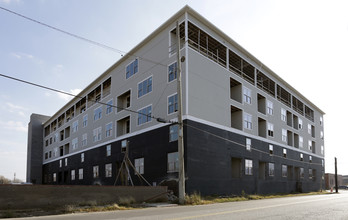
[308, 124, 311, 135]
[267, 123, 274, 137]
[283, 148, 287, 158]
[298, 118, 303, 129]
[320, 116, 323, 126]
[243, 113, 252, 130]
[299, 136, 303, 148]
[269, 144, 273, 155]
[320, 131, 324, 139]
[106, 144, 111, 157]
[71, 170, 75, 181]
[169, 124, 179, 142]
[93, 127, 102, 142]
[53, 173, 57, 182]
[93, 165, 99, 178]
[246, 138, 251, 151]
[79, 168, 83, 180]
[167, 152, 179, 173]
[125, 58, 138, 79]
[282, 165, 287, 177]
[245, 159, 253, 175]
[281, 108, 286, 122]
[282, 129, 287, 142]
[243, 87, 251, 104]
[137, 105, 152, 125]
[72, 120, 78, 133]
[268, 163, 275, 176]
[321, 145, 324, 155]
[82, 133, 87, 147]
[94, 106, 102, 121]
[168, 62, 177, 83]
[106, 99, 113, 115]
[83, 114, 88, 127]
[267, 100, 273, 115]
[137, 76, 153, 98]
[65, 158, 68, 166]
[308, 140, 312, 151]
[105, 163, 112, 178]
[167, 93, 178, 115]
[72, 137, 78, 150]
[105, 122, 113, 138]
[81, 153, 85, 163]
[135, 158, 144, 175]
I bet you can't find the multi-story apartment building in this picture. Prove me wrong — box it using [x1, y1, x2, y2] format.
[27, 5, 325, 195]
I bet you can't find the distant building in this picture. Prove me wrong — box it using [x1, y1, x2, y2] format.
[325, 173, 343, 190]
[27, 5, 325, 195]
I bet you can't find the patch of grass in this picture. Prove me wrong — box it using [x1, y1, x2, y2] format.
[118, 196, 136, 206]
[182, 191, 329, 206]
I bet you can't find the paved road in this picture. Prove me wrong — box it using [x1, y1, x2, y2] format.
[14, 191, 348, 220]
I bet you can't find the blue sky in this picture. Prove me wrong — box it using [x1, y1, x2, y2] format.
[0, 0, 347, 181]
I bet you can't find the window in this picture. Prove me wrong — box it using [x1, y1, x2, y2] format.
[308, 140, 312, 151]
[72, 120, 78, 133]
[137, 105, 152, 125]
[245, 159, 253, 175]
[168, 152, 179, 172]
[106, 99, 113, 114]
[300, 153, 303, 161]
[169, 124, 179, 142]
[281, 108, 286, 122]
[106, 144, 111, 157]
[82, 133, 87, 147]
[168, 62, 177, 82]
[299, 136, 303, 148]
[138, 76, 152, 98]
[81, 153, 85, 163]
[79, 168, 83, 180]
[283, 149, 287, 158]
[168, 94, 178, 114]
[93, 166, 99, 178]
[105, 122, 113, 138]
[54, 133, 58, 142]
[282, 129, 287, 142]
[246, 138, 251, 151]
[320, 116, 323, 126]
[105, 163, 112, 178]
[65, 158, 68, 166]
[298, 118, 303, 129]
[282, 165, 287, 177]
[59, 159, 62, 168]
[126, 59, 138, 79]
[269, 144, 273, 155]
[243, 87, 251, 104]
[53, 173, 57, 182]
[308, 124, 311, 135]
[268, 163, 275, 176]
[83, 114, 88, 127]
[300, 167, 304, 178]
[321, 145, 324, 155]
[93, 127, 102, 142]
[267, 123, 274, 137]
[309, 169, 313, 179]
[72, 138, 78, 150]
[267, 100, 273, 115]
[94, 107, 102, 121]
[71, 170, 75, 181]
[244, 113, 252, 130]
[135, 158, 144, 174]
[320, 131, 324, 139]
[309, 156, 312, 163]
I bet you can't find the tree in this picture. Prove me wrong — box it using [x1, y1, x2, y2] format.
[0, 175, 11, 184]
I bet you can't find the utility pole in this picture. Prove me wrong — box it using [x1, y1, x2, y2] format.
[176, 21, 185, 204]
[335, 157, 338, 193]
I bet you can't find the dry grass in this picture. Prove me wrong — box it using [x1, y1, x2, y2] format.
[183, 191, 329, 205]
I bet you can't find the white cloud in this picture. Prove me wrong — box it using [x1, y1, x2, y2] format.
[57, 88, 82, 101]
[4, 102, 28, 117]
[0, 120, 27, 132]
[10, 52, 33, 60]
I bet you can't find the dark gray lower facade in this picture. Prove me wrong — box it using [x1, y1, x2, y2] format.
[41, 119, 324, 195]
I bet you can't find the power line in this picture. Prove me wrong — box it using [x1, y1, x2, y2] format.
[0, 6, 184, 69]
[0, 73, 171, 123]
